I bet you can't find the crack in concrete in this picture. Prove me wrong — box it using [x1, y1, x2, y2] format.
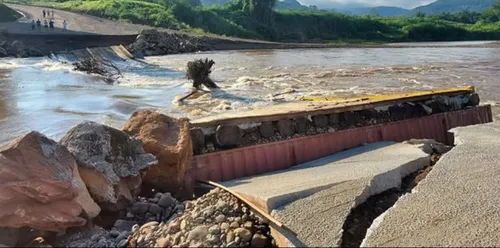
[340, 148, 447, 247]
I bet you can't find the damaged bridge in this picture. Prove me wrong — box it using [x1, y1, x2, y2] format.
[186, 86, 495, 247]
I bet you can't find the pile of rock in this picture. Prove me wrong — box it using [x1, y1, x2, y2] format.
[128, 29, 210, 57]
[117, 192, 182, 228]
[128, 188, 275, 248]
[0, 40, 44, 58]
[53, 191, 183, 248]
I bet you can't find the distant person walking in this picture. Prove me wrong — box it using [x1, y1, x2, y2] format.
[36, 19, 41, 29]
[42, 9, 46, 18]
[44, 19, 48, 28]
[63, 20, 68, 31]
[49, 19, 54, 29]
[31, 20, 36, 30]
[51, 10, 54, 17]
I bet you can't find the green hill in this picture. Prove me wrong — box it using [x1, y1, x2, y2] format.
[340, 6, 409, 16]
[275, 0, 309, 11]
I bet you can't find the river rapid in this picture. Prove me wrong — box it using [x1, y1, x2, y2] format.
[1, 41, 499, 145]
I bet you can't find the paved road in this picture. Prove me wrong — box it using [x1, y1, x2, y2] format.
[362, 123, 500, 247]
[222, 142, 430, 247]
[0, 3, 149, 35]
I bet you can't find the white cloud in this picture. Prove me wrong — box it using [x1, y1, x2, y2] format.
[298, 0, 437, 9]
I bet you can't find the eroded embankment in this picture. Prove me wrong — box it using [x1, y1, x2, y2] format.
[340, 147, 444, 247]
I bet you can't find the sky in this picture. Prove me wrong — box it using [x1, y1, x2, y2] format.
[298, 0, 437, 9]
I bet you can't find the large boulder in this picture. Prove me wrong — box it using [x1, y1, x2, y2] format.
[8, 40, 26, 58]
[0, 132, 100, 233]
[122, 110, 193, 196]
[59, 121, 157, 211]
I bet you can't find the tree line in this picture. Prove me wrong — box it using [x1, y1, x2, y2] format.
[10, 0, 500, 42]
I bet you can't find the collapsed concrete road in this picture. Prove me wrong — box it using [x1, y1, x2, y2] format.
[362, 122, 500, 247]
[222, 142, 431, 247]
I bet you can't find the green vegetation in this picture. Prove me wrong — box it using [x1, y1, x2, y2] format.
[7, 0, 500, 42]
[0, 3, 22, 22]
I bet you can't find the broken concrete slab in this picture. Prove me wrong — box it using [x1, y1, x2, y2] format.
[222, 141, 430, 247]
[222, 142, 430, 213]
[362, 123, 500, 247]
[272, 178, 371, 247]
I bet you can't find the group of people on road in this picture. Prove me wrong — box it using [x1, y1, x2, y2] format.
[30, 9, 68, 31]
[42, 9, 54, 18]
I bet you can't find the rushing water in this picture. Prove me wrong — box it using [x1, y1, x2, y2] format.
[1, 42, 500, 145]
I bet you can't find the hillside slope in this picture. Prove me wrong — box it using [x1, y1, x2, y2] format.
[201, 0, 313, 11]
[275, 0, 309, 11]
[410, 0, 496, 14]
[340, 6, 408, 16]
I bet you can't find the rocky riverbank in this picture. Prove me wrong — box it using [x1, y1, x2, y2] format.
[0, 110, 276, 247]
[0, 39, 44, 58]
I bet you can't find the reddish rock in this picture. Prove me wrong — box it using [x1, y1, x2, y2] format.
[122, 110, 193, 196]
[0, 132, 100, 233]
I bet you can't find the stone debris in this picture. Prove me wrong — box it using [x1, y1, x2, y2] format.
[127, 188, 276, 248]
[119, 192, 180, 227]
[128, 29, 210, 58]
[60, 121, 157, 211]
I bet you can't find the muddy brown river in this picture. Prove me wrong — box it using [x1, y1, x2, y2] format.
[1, 41, 499, 145]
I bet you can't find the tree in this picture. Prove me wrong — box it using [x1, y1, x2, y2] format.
[183, 0, 202, 7]
[415, 11, 426, 18]
[240, 0, 276, 24]
[369, 9, 379, 17]
[482, 0, 500, 22]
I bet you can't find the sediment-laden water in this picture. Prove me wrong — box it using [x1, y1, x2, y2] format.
[1, 41, 499, 145]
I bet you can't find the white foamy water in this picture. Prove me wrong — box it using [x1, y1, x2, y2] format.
[1, 42, 500, 145]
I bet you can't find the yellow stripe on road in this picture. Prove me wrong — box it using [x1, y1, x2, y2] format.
[299, 86, 475, 102]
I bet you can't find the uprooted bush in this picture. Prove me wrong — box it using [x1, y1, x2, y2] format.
[73, 56, 122, 83]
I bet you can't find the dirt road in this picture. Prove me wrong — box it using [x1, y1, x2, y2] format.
[0, 3, 149, 35]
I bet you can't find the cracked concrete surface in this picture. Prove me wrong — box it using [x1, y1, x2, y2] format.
[272, 178, 371, 247]
[362, 123, 500, 247]
[222, 141, 430, 247]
